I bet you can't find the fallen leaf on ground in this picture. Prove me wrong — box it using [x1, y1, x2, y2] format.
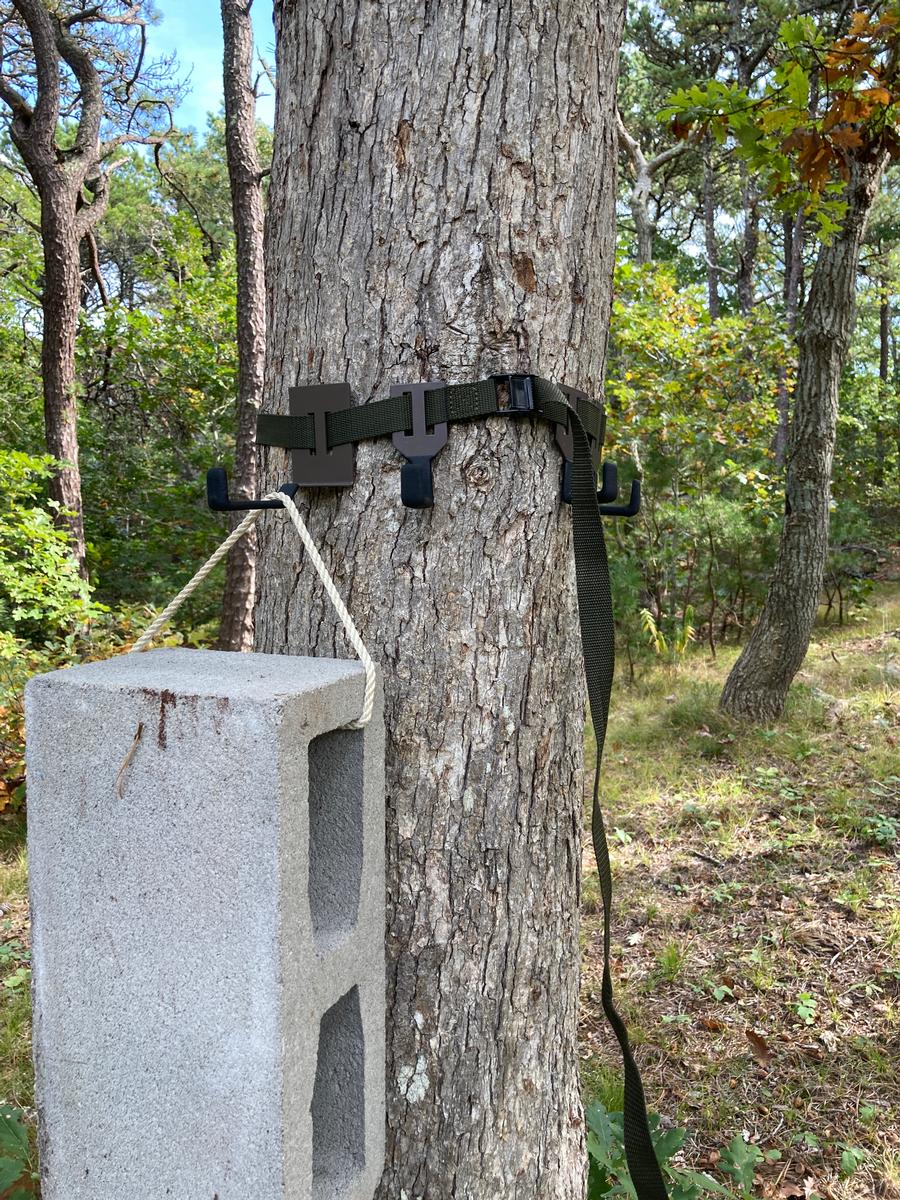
[746, 1028, 772, 1064]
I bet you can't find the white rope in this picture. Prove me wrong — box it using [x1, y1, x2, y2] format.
[129, 492, 377, 729]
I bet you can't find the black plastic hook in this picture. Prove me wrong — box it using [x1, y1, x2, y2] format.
[561, 459, 620, 506]
[598, 478, 641, 517]
[391, 381, 448, 509]
[207, 467, 299, 511]
[596, 461, 619, 504]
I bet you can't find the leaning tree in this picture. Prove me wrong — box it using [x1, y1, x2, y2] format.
[0, 0, 176, 576]
[668, 7, 897, 720]
[254, 1, 625, 1196]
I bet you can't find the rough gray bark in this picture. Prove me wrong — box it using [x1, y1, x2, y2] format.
[736, 176, 758, 315]
[255, 3, 624, 1196]
[721, 153, 887, 721]
[774, 211, 805, 466]
[37, 194, 87, 574]
[219, 0, 266, 650]
[616, 112, 686, 265]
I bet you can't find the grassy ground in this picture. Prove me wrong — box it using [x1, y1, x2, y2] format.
[0, 587, 896, 1196]
[0, 816, 32, 1114]
[581, 581, 900, 1200]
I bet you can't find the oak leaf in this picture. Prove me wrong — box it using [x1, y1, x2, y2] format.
[829, 128, 864, 149]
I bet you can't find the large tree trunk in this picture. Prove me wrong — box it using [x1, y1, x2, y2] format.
[41, 194, 87, 578]
[255, 3, 624, 1197]
[721, 154, 886, 721]
[218, 0, 266, 650]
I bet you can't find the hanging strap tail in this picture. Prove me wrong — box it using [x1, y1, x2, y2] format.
[566, 397, 669, 1200]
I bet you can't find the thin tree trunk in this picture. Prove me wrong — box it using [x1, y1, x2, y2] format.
[631, 176, 655, 265]
[41, 196, 87, 577]
[615, 112, 687, 267]
[4, 0, 171, 583]
[736, 173, 758, 315]
[721, 154, 886, 721]
[703, 146, 720, 319]
[255, 2, 624, 1196]
[875, 277, 888, 487]
[219, 0, 266, 650]
[774, 211, 804, 466]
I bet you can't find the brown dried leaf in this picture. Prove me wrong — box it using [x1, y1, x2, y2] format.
[829, 127, 864, 149]
[745, 1028, 772, 1065]
[861, 85, 893, 105]
[777, 1181, 806, 1199]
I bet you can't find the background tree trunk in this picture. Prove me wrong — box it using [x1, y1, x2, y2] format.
[3, 0, 173, 580]
[219, 0, 266, 650]
[875, 275, 888, 487]
[255, 2, 624, 1196]
[721, 153, 886, 721]
[616, 112, 687, 266]
[40, 194, 87, 576]
[703, 145, 720, 319]
[774, 211, 805, 466]
[736, 175, 758, 315]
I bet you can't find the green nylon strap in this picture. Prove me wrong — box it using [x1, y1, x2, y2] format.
[548, 380, 669, 1200]
[256, 377, 602, 451]
[257, 374, 665, 1200]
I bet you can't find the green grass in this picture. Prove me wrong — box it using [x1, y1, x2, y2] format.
[0, 817, 31, 1110]
[581, 581, 900, 1200]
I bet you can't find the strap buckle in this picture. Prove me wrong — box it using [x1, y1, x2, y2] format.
[288, 383, 356, 487]
[491, 373, 535, 414]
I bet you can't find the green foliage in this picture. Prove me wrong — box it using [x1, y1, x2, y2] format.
[863, 812, 899, 846]
[0, 451, 98, 638]
[718, 1135, 781, 1196]
[0, 1105, 38, 1196]
[640, 605, 695, 660]
[586, 1102, 727, 1200]
[662, 8, 900, 238]
[78, 209, 237, 615]
[607, 262, 787, 660]
[793, 992, 818, 1025]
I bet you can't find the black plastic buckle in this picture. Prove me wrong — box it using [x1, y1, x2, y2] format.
[390, 381, 448, 509]
[289, 383, 356, 488]
[556, 384, 604, 503]
[492, 373, 535, 414]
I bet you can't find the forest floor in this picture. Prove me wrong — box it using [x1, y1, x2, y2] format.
[0, 586, 896, 1197]
[581, 579, 900, 1200]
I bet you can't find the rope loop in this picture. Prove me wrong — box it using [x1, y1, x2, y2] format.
[129, 492, 377, 729]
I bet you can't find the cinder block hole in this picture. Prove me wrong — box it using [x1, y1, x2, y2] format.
[307, 728, 363, 951]
[311, 985, 366, 1200]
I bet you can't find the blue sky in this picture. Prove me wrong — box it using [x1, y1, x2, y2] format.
[150, 0, 276, 132]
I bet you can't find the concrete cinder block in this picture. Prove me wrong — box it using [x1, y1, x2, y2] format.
[25, 648, 385, 1200]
